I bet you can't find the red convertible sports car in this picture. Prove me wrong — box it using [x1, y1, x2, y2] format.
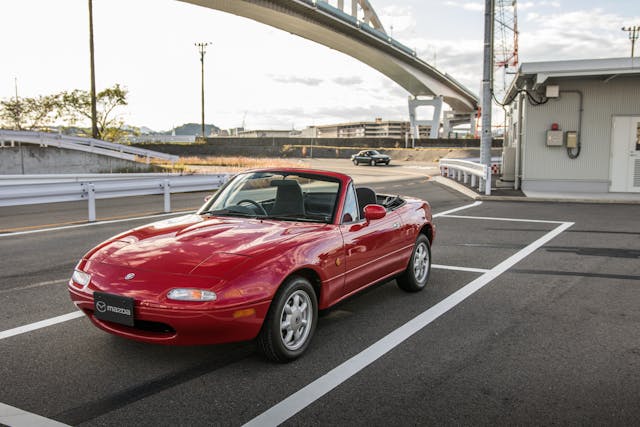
[69, 168, 435, 362]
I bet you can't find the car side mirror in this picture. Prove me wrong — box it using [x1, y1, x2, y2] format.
[363, 204, 386, 221]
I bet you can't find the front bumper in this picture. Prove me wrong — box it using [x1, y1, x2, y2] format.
[68, 284, 270, 345]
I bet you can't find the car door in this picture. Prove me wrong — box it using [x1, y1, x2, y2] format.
[338, 183, 404, 296]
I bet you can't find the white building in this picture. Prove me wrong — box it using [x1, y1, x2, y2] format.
[502, 58, 640, 195]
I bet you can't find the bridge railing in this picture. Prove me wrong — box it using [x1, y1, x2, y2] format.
[0, 130, 179, 162]
[0, 173, 229, 222]
[439, 159, 489, 192]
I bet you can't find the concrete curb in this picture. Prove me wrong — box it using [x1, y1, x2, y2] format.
[432, 176, 640, 205]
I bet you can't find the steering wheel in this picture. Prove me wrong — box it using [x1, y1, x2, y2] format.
[235, 199, 267, 216]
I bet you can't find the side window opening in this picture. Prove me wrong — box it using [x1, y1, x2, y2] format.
[342, 183, 360, 223]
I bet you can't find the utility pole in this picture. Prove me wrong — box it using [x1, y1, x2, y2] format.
[622, 26, 640, 58]
[480, 0, 494, 195]
[88, 0, 98, 139]
[195, 42, 211, 138]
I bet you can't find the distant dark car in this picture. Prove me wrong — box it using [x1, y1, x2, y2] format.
[351, 150, 391, 166]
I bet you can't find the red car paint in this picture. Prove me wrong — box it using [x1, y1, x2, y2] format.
[69, 168, 435, 345]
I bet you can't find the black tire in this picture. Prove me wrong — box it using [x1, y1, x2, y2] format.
[257, 276, 318, 362]
[385, 161, 390, 166]
[353, 159, 359, 166]
[397, 234, 431, 292]
[370, 159, 375, 166]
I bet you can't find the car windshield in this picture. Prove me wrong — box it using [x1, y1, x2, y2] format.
[198, 171, 340, 223]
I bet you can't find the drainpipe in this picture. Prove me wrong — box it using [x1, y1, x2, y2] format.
[515, 91, 524, 190]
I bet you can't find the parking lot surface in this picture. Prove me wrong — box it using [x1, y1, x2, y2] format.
[1, 176, 639, 426]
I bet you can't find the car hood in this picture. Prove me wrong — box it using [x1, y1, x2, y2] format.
[86, 214, 321, 278]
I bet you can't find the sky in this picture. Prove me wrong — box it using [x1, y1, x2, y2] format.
[0, 0, 638, 132]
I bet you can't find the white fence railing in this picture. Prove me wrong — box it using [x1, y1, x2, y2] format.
[0, 174, 230, 222]
[439, 158, 491, 195]
[0, 130, 179, 163]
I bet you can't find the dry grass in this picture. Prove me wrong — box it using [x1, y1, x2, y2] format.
[151, 156, 305, 173]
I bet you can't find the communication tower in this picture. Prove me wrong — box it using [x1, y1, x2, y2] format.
[493, 0, 519, 101]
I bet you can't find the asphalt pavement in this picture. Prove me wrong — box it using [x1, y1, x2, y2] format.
[1, 164, 639, 426]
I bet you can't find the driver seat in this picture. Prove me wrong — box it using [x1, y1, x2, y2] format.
[271, 180, 305, 216]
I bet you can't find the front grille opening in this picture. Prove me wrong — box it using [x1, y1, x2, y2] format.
[134, 320, 176, 334]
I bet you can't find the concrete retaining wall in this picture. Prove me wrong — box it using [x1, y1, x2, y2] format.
[133, 137, 502, 159]
[0, 145, 156, 174]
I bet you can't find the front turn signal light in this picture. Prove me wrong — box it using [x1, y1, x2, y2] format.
[167, 288, 217, 301]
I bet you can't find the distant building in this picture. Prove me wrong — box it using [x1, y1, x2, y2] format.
[314, 118, 431, 138]
[503, 57, 640, 195]
[235, 129, 300, 138]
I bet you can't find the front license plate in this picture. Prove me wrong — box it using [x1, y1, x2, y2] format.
[93, 292, 135, 327]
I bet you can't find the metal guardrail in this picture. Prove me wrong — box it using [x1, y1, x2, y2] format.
[0, 174, 229, 221]
[0, 173, 194, 185]
[0, 130, 179, 162]
[439, 159, 490, 195]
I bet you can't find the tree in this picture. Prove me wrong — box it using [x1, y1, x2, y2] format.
[0, 94, 60, 131]
[58, 84, 128, 141]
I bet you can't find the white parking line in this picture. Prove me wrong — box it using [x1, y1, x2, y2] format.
[0, 402, 69, 427]
[0, 211, 188, 238]
[243, 219, 574, 427]
[432, 264, 489, 274]
[442, 214, 567, 224]
[0, 312, 83, 341]
[433, 201, 482, 218]
[0, 279, 67, 295]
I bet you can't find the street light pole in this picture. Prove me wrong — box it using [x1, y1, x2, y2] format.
[88, 0, 98, 139]
[480, 0, 494, 195]
[195, 42, 211, 139]
[622, 26, 640, 58]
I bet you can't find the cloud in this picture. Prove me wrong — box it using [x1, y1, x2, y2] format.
[378, 5, 417, 38]
[332, 76, 364, 86]
[444, 1, 484, 12]
[271, 75, 324, 86]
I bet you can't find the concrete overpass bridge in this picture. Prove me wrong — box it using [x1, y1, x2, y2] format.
[179, 0, 479, 138]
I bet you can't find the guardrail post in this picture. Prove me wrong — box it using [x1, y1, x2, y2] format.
[485, 165, 491, 196]
[471, 174, 477, 187]
[463, 172, 468, 184]
[163, 179, 171, 213]
[88, 183, 96, 222]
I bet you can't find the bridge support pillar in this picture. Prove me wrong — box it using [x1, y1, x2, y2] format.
[408, 96, 443, 139]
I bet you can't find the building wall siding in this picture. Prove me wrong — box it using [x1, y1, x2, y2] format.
[521, 76, 640, 186]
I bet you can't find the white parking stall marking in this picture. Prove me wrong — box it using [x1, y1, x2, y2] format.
[0, 402, 69, 426]
[432, 264, 490, 274]
[0, 279, 67, 295]
[0, 211, 188, 238]
[244, 214, 574, 427]
[443, 214, 568, 224]
[433, 201, 483, 218]
[0, 311, 83, 341]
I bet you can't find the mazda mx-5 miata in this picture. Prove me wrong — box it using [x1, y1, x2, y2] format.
[69, 168, 435, 362]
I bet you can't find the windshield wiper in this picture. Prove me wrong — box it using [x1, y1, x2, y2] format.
[200, 209, 257, 218]
[260, 215, 317, 223]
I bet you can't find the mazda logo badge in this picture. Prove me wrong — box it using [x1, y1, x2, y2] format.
[96, 301, 107, 313]
[125, 273, 135, 280]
